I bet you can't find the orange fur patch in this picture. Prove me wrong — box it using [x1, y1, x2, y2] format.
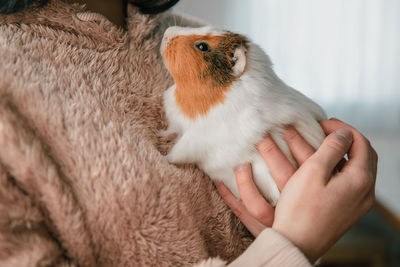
[164, 34, 234, 119]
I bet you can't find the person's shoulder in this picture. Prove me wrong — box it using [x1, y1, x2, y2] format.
[0, 1, 67, 43]
[0, 16, 26, 61]
[0, 13, 39, 59]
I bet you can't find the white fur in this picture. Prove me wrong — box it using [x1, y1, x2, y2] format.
[161, 26, 327, 205]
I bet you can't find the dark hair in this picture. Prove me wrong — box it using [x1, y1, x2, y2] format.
[0, 0, 49, 14]
[0, 0, 180, 14]
[129, 0, 179, 15]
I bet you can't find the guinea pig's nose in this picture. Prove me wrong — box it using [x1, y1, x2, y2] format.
[164, 26, 182, 39]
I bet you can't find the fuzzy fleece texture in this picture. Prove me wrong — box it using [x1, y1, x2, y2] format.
[0, 1, 310, 266]
[0, 1, 253, 266]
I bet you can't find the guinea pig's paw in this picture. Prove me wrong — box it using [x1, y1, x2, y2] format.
[165, 153, 175, 164]
[165, 152, 180, 164]
[165, 146, 187, 164]
[165, 152, 181, 164]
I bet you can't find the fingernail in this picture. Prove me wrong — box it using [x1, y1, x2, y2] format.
[330, 117, 341, 122]
[214, 181, 228, 193]
[214, 181, 224, 189]
[335, 128, 353, 143]
[283, 125, 296, 137]
[235, 162, 251, 172]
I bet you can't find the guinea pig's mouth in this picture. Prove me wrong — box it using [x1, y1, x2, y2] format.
[161, 26, 183, 56]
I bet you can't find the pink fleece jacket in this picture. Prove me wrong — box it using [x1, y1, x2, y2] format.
[0, 1, 310, 266]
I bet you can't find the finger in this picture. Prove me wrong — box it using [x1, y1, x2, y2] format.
[283, 126, 315, 165]
[257, 136, 296, 190]
[215, 181, 267, 236]
[234, 163, 275, 226]
[320, 120, 370, 170]
[308, 128, 353, 181]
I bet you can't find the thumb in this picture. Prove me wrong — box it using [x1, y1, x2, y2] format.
[309, 128, 353, 178]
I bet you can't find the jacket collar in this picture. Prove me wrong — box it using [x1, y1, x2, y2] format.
[0, 0, 168, 51]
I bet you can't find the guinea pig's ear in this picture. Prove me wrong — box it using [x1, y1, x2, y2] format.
[232, 47, 247, 77]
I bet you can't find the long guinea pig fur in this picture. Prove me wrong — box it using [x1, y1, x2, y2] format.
[160, 26, 327, 205]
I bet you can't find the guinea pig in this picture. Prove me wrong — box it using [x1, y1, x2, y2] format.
[160, 26, 327, 205]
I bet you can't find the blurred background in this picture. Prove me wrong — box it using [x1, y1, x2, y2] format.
[173, 0, 400, 266]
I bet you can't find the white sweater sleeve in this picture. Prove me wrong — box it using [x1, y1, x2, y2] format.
[194, 228, 311, 267]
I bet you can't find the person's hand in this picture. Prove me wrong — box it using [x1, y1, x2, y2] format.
[214, 123, 319, 236]
[273, 119, 377, 262]
[215, 119, 378, 262]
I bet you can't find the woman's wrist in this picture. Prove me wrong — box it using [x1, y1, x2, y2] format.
[229, 228, 312, 266]
[272, 223, 318, 263]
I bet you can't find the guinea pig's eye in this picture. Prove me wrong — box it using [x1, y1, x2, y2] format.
[195, 42, 210, 52]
